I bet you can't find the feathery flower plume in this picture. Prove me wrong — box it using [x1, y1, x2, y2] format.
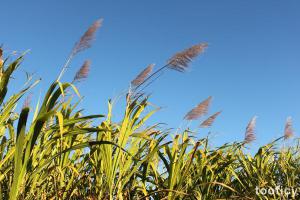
[244, 116, 257, 144]
[167, 43, 208, 72]
[132, 43, 208, 92]
[57, 19, 102, 81]
[284, 117, 294, 139]
[184, 96, 212, 120]
[131, 64, 154, 87]
[73, 60, 91, 83]
[200, 111, 222, 128]
[73, 19, 103, 55]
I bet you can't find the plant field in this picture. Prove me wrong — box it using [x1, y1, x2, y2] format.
[0, 20, 299, 200]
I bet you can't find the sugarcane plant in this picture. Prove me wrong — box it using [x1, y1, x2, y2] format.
[0, 19, 299, 200]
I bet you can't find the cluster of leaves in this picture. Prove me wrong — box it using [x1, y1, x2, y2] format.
[0, 20, 299, 200]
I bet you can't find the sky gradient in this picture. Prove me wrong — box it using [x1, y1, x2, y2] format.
[1, 0, 300, 147]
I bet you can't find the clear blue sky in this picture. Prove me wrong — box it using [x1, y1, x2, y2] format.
[1, 0, 300, 147]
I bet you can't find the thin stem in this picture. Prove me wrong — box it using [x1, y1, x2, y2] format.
[57, 51, 74, 82]
[133, 63, 169, 92]
[133, 71, 164, 96]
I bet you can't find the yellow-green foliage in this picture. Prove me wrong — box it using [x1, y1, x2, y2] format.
[0, 54, 299, 200]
